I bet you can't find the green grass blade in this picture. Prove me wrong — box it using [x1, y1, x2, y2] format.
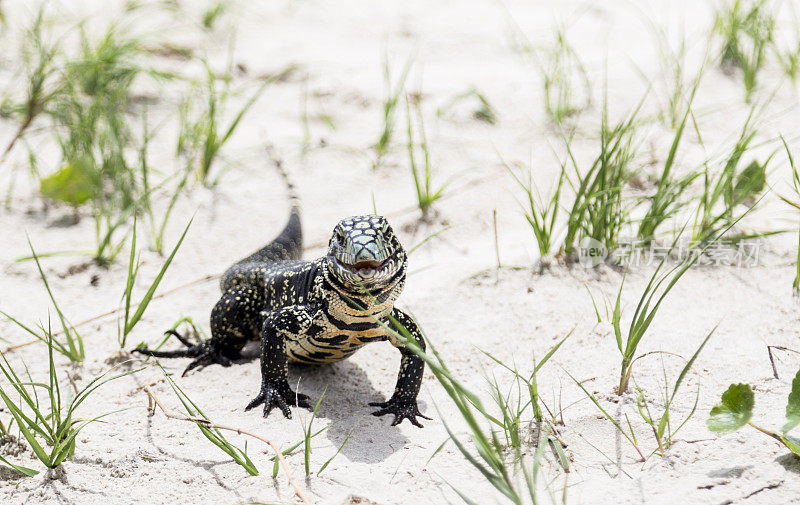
[0, 454, 38, 477]
[0, 389, 51, 465]
[669, 326, 716, 402]
[123, 217, 192, 337]
[26, 237, 83, 361]
[318, 416, 362, 475]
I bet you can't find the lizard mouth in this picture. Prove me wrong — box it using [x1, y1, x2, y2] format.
[345, 259, 387, 276]
[332, 255, 390, 278]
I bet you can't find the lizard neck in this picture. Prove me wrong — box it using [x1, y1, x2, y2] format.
[321, 260, 406, 324]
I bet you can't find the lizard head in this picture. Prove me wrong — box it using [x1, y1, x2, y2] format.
[326, 215, 406, 289]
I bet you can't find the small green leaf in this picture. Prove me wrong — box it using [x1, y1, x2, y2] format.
[707, 383, 754, 434]
[783, 368, 800, 433]
[40, 157, 98, 206]
[657, 411, 669, 440]
[612, 285, 623, 353]
[732, 159, 765, 203]
[779, 434, 800, 457]
[272, 455, 280, 478]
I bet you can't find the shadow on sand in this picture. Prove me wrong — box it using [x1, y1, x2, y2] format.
[287, 359, 418, 465]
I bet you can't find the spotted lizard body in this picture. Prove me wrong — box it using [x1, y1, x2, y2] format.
[135, 168, 429, 426]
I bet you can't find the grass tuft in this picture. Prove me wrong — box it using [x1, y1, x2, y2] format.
[178, 59, 269, 186]
[481, 332, 571, 460]
[504, 154, 565, 261]
[778, 136, 800, 293]
[611, 247, 700, 395]
[373, 55, 413, 164]
[506, 90, 644, 263]
[540, 24, 591, 128]
[42, 23, 159, 264]
[634, 328, 714, 455]
[561, 93, 642, 257]
[713, 0, 775, 102]
[2, 239, 84, 362]
[692, 107, 769, 244]
[0, 333, 136, 472]
[0, 9, 62, 168]
[636, 84, 700, 245]
[406, 96, 447, 219]
[613, 198, 752, 395]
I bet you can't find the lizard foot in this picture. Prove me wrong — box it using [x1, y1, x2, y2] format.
[369, 397, 431, 427]
[133, 336, 237, 377]
[245, 380, 311, 419]
[178, 342, 235, 376]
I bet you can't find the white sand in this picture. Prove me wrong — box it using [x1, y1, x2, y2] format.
[2, 1, 800, 504]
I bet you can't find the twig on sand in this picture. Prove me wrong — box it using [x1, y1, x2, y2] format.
[767, 345, 800, 379]
[0, 117, 33, 168]
[128, 376, 167, 395]
[142, 386, 314, 505]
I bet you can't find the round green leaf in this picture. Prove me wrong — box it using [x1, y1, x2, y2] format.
[39, 156, 98, 206]
[733, 160, 765, 203]
[707, 383, 754, 434]
[783, 368, 800, 433]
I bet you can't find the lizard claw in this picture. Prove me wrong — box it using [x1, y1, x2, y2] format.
[180, 345, 233, 376]
[245, 381, 311, 419]
[369, 397, 431, 428]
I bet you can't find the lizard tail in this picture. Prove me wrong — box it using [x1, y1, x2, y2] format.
[267, 153, 302, 261]
[220, 149, 302, 291]
[133, 346, 202, 358]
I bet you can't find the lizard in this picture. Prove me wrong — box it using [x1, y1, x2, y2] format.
[134, 164, 430, 427]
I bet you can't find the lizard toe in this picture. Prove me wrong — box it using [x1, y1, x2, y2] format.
[370, 398, 429, 427]
[164, 329, 195, 348]
[247, 381, 297, 419]
[295, 393, 312, 410]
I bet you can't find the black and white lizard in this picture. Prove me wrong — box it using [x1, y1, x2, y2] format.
[135, 169, 429, 427]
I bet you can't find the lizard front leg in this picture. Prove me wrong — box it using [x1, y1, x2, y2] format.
[370, 308, 431, 427]
[245, 306, 317, 419]
[134, 286, 259, 376]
